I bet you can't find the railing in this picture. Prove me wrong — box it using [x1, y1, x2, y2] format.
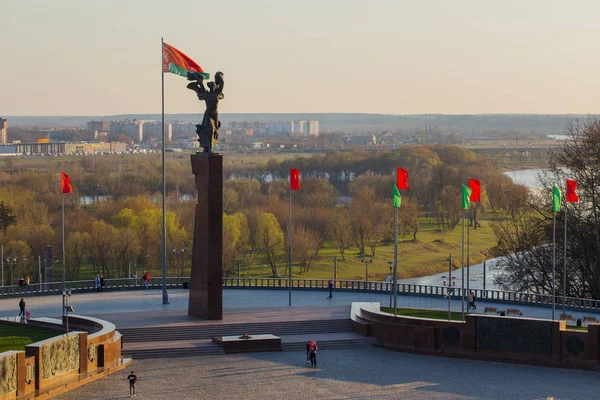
[1, 277, 599, 313]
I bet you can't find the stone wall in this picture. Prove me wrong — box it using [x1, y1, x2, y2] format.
[352, 302, 600, 371]
[0, 352, 17, 398]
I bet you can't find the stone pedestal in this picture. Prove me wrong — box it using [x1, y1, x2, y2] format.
[188, 153, 223, 320]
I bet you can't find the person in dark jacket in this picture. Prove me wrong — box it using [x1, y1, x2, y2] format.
[328, 280, 333, 299]
[127, 370, 138, 397]
[309, 340, 318, 367]
[18, 298, 26, 318]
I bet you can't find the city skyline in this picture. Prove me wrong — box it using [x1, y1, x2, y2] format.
[2, 0, 600, 116]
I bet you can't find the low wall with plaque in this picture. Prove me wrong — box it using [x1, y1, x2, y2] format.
[352, 302, 600, 371]
[0, 315, 129, 399]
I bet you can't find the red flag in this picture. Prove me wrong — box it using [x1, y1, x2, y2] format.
[61, 171, 72, 194]
[469, 178, 481, 202]
[397, 168, 409, 190]
[566, 179, 578, 203]
[290, 168, 300, 191]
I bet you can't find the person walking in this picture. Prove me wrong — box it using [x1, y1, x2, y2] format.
[127, 370, 138, 397]
[327, 280, 333, 299]
[309, 340, 318, 367]
[18, 298, 26, 318]
[142, 271, 149, 289]
[99, 275, 105, 292]
[305, 341, 311, 363]
[469, 291, 477, 310]
[95, 275, 101, 292]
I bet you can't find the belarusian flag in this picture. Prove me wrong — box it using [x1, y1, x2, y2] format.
[163, 42, 209, 79]
[566, 179, 579, 203]
[552, 186, 561, 212]
[61, 171, 72, 194]
[462, 184, 472, 210]
[392, 184, 402, 208]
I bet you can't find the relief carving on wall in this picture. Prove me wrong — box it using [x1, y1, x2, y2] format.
[41, 335, 80, 380]
[0, 353, 17, 396]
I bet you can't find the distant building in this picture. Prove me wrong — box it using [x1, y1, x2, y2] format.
[308, 120, 319, 136]
[0, 118, 7, 144]
[351, 135, 377, 146]
[294, 120, 307, 136]
[87, 121, 110, 133]
[109, 120, 144, 142]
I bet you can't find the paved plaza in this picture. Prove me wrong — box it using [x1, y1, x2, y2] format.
[55, 347, 598, 400]
[0, 288, 595, 324]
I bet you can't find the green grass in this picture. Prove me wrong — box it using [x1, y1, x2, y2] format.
[0, 324, 59, 352]
[380, 307, 464, 321]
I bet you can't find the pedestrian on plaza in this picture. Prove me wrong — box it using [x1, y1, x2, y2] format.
[19, 277, 24, 287]
[100, 275, 105, 291]
[95, 275, 101, 292]
[127, 370, 138, 398]
[309, 340, 318, 367]
[469, 291, 477, 310]
[18, 298, 26, 318]
[163, 288, 169, 304]
[25, 275, 30, 286]
[327, 280, 333, 299]
[142, 271, 150, 289]
[306, 341, 311, 363]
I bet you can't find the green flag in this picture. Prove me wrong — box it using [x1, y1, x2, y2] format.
[462, 184, 472, 210]
[552, 185, 561, 213]
[392, 184, 402, 208]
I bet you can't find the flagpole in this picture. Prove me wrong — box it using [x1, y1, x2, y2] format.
[552, 212, 556, 320]
[288, 184, 292, 307]
[62, 191, 65, 317]
[563, 204, 567, 317]
[461, 209, 465, 321]
[161, 37, 168, 305]
[466, 209, 470, 313]
[393, 204, 398, 315]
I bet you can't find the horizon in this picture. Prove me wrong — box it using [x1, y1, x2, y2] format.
[3, 1, 600, 115]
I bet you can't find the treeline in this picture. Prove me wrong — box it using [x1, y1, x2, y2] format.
[0, 145, 528, 281]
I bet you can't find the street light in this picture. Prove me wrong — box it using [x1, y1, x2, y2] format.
[360, 254, 373, 286]
[62, 289, 73, 335]
[442, 254, 456, 321]
[6, 257, 17, 294]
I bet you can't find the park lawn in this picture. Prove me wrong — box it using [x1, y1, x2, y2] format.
[65, 214, 498, 282]
[0, 325, 59, 353]
[380, 307, 464, 321]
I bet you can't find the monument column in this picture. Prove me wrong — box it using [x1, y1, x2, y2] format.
[188, 153, 223, 319]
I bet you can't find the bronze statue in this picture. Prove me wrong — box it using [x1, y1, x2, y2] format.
[187, 71, 224, 153]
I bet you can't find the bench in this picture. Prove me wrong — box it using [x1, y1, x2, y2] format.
[506, 309, 522, 317]
[583, 316, 599, 325]
[484, 307, 497, 314]
[560, 314, 576, 323]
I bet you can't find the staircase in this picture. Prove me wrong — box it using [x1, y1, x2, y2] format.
[120, 319, 375, 359]
[120, 319, 354, 343]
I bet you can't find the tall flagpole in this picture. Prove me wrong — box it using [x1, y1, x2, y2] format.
[552, 213, 556, 320]
[393, 205, 398, 315]
[466, 210, 470, 313]
[461, 210, 465, 321]
[161, 37, 168, 304]
[288, 184, 292, 307]
[62, 192, 66, 316]
[563, 204, 567, 317]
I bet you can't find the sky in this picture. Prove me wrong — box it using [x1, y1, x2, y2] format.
[2, 0, 600, 116]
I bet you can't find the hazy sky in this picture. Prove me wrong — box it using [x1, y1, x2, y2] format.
[2, 0, 600, 116]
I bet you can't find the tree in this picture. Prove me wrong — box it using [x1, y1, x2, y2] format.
[399, 198, 420, 240]
[330, 206, 351, 260]
[65, 231, 91, 280]
[222, 213, 241, 276]
[0, 202, 16, 233]
[291, 227, 319, 273]
[494, 117, 600, 299]
[255, 212, 284, 277]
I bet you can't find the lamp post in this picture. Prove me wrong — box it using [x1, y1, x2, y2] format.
[62, 289, 72, 335]
[442, 254, 455, 321]
[172, 247, 185, 285]
[360, 254, 373, 288]
[6, 257, 17, 295]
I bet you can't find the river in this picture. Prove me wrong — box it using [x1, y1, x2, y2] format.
[397, 168, 542, 290]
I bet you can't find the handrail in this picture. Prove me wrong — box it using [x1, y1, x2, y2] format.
[1, 277, 598, 312]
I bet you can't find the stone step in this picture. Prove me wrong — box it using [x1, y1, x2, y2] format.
[122, 338, 376, 360]
[120, 319, 353, 343]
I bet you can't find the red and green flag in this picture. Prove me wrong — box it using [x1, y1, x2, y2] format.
[397, 168, 409, 190]
[462, 184, 472, 210]
[392, 184, 402, 208]
[162, 42, 209, 79]
[566, 179, 579, 203]
[469, 178, 481, 202]
[290, 168, 300, 190]
[552, 185, 561, 212]
[61, 171, 72, 194]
